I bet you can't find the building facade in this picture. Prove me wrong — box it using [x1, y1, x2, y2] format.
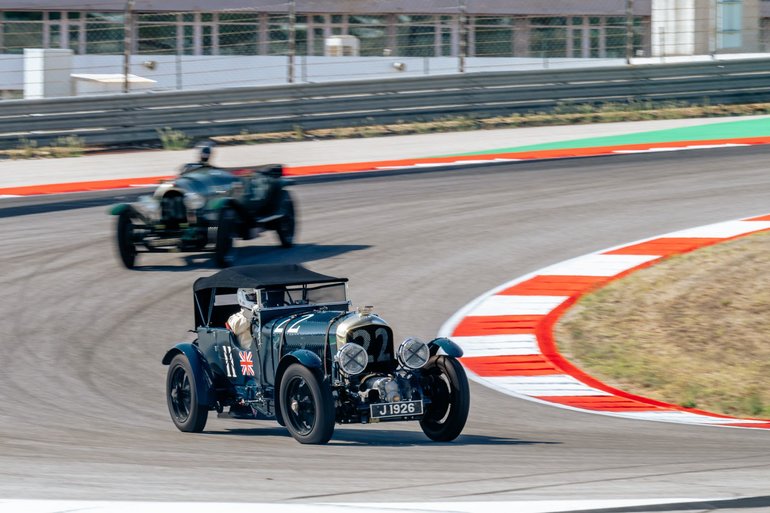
[0, 1, 762, 60]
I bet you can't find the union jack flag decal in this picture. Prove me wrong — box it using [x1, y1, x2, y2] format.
[239, 351, 255, 376]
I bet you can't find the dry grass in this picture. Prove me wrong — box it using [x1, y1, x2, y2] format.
[214, 102, 770, 145]
[3, 101, 770, 158]
[556, 230, 770, 418]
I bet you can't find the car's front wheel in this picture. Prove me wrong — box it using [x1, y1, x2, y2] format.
[279, 364, 335, 444]
[419, 356, 470, 442]
[116, 210, 137, 269]
[166, 354, 208, 433]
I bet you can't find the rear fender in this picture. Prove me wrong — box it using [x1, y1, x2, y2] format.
[162, 343, 215, 408]
[273, 350, 324, 426]
[428, 337, 463, 358]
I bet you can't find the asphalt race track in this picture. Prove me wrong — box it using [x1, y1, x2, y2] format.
[2, 147, 770, 508]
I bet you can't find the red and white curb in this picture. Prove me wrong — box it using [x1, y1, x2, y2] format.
[0, 498, 729, 513]
[440, 215, 770, 429]
[2, 137, 768, 199]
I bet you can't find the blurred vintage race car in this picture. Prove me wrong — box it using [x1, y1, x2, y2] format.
[109, 159, 296, 269]
[162, 264, 470, 444]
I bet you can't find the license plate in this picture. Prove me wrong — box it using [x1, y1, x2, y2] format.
[370, 400, 423, 419]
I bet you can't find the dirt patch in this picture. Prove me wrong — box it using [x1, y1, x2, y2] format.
[555, 230, 770, 418]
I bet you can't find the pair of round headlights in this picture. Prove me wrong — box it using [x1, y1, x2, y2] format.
[336, 337, 430, 376]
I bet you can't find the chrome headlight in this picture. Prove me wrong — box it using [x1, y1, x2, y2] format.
[183, 192, 206, 210]
[337, 343, 368, 376]
[397, 337, 430, 370]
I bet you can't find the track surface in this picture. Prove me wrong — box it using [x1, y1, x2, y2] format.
[2, 148, 770, 506]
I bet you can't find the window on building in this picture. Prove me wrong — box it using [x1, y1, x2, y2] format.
[137, 13, 177, 54]
[396, 15, 436, 56]
[529, 18, 567, 57]
[349, 14, 387, 56]
[474, 16, 513, 56]
[218, 12, 258, 55]
[268, 14, 288, 54]
[2, 11, 44, 53]
[718, 0, 742, 49]
[85, 12, 124, 54]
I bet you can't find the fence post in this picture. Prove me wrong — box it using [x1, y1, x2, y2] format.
[123, 0, 135, 93]
[458, 0, 467, 73]
[625, 0, 634, 64]
[288, 0, 296, 84]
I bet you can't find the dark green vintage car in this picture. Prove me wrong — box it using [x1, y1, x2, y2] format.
[162, 264, 470, 444]
[109, 161, 295, 269]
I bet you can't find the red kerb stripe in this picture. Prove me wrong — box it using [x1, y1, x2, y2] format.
[461, 355, 560, 377]
[452, 315, 544, 336]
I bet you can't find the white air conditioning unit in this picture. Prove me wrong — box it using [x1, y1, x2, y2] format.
[325, 35, 360, 57]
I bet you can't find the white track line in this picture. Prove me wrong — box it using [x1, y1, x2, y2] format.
[0, 498, 729, 513]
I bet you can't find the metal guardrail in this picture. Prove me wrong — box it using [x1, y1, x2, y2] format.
[2, 59, 770, 149]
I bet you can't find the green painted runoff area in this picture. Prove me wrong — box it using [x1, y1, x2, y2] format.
[443, 117, 770, 156]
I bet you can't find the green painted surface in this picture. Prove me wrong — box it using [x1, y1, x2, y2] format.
[443, 117, 770, 156]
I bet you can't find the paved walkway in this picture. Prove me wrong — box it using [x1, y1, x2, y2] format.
[1, 115, 768, 189]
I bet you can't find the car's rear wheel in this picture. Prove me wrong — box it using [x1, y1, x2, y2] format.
[276, 190, 296, 248]
[419, 356, 469, 442]
[214, 208, 235, 267]
[166, 354, 208, 433]
[279, 364, 335, 444]
[116, 210, 137, 269]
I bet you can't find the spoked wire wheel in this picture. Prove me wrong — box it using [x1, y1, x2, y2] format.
[285, 375, 315, 436]
[165, 354, 208, 432]
[279, 364, 335, 444]
[419, 355, 470, 442]
[169, 366, 192, 422]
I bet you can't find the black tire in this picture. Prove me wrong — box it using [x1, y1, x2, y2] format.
[116, 210, 137, 269]
[279, 364, 335, 444]
[419, 356, 470, 442]
[166, 354, 208, 433]
[214, 208, 236, 267]
[276, 190, 296, 248]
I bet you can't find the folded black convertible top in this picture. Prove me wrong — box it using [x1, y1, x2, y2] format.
[193, 264, 347, 291]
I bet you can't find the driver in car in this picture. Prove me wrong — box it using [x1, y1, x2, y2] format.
[180, 140, 215, 175]
[226, 288, 257, 350]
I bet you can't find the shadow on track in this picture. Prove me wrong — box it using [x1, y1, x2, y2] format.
[130, 242, 370, 272]
[210, 426, 558, 447]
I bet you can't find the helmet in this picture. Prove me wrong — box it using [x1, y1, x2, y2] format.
[237, 288, 257, 310]
[196, 141, 214, 164]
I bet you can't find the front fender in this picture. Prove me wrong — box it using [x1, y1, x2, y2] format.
[428, 337, 463, 358]
[109, 203, 135, 216]
[162, 343, 215, 407]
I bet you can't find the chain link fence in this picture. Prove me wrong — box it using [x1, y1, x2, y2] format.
[0, 1, 766, 97]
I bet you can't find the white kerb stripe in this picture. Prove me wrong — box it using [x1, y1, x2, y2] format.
[662, 220, 770, 239]
[618, 410, 769, 425]
[465, 295, 568, 316]
[485, 375, 612, 397]
[537, 254, 659, 277]
[453, 334, 540, 357]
